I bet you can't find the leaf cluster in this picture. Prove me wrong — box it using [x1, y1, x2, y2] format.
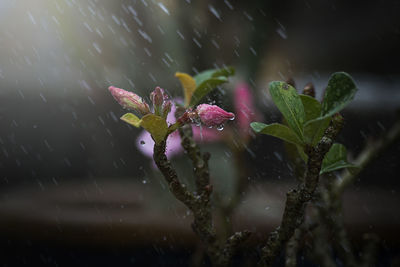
[251, 72, 358, 174]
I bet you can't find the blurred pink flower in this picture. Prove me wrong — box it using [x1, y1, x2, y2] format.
[137, 128, 182, 158]
[234, 82, 258, 141]
[136, 101, 222, 161]
[136, 102, 183, 158]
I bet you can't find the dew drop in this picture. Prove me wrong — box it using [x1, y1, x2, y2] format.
[229, 114, 235, 121]
[142, 179, 147, 184]
[140, 140, 145, 145]
[216, 124, 224, 131]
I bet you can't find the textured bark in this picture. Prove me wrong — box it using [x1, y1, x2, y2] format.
[153, 140, 195, 209]
[285, 227, 303, 267]
[154, 118, 250, 267]
[260, 115, 344, 267]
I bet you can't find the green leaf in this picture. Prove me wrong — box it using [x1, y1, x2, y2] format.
[190, 77, 228, 106]
[193, 66, 235, 86]
[120, 113, 142, 127]
[299, 94, 321, 122]
[321, 72, 357, 118]
[269, 82, 305, 141]
[299, 94, 330, 145]
[250, 122, 303, 146]
[189, 67, 235, 106]
[320, 143, 357, 174]
[304, 117, 331, 145]
[140, 114, 168, 144]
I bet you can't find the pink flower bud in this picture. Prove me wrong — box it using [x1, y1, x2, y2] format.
[109, 86, 150, 115]
[195, 104, 235, 127]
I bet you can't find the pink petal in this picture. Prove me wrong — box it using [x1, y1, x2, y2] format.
[192, 126, 223, 143]
[136, 130, 183, 159]
[234, 82, 259, 138]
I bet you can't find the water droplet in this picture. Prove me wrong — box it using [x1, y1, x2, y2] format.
[140, 140, 145, 145]
[142, 179, 147, 184]
[229, 114, 235, 121]
[216, 124, 224, 131]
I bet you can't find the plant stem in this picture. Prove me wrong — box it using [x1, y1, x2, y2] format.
[285, 227, 303, 267]
[154, 120, 250, 266]
[153, 140, 195, 209]
[259, 115, 344, 267]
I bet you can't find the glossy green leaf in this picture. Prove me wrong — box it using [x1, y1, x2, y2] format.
[320, 143, 357, 174]
[189, 67, 235, 106]
[321, 72, 357, 118]
[269, 82, 305, 141]
[140, 114, 168, 144]
[120, 113, 142, 128]
[250, 122, 303, 146]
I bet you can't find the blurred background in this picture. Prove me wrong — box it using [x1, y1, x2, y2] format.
[0, 0, 400, 266]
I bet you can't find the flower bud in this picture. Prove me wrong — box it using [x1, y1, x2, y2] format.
[162, 100, 172, 119]
[195, 104, 235, 127]
[150, 86, 167, 115]
[109, 86, 150, 115]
